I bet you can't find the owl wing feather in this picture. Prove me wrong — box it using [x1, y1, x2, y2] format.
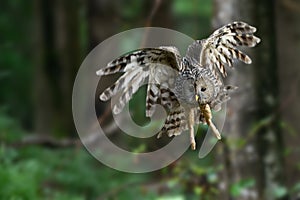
[96, 47, 182, 117]
[187, 21, 261, 78]
[157, 105, 187, 138]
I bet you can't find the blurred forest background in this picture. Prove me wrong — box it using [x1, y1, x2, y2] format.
[1, 0, 300, 199]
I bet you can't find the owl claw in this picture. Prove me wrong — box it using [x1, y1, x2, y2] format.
[190, 138, 196, 150]
[157, 132, 162, 139]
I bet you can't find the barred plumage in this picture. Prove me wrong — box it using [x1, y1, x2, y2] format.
[198, 21, 260, 77]
[96, 21, 260, 150]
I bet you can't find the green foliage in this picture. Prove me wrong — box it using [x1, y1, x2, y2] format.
[173, 0, 211, 17]
[0, 145, 159, 199]
[160, 154, 220, 199]
[273, 185, 288, 199]
[0, 107, 26, 143]
[118, 0, 144, 19]
[230, 178, 255, 197]
[0, 142, 225, 200]
[0, 147, 42, 200]
[156, 196, 185, 200]
[172, 0, 212, 38]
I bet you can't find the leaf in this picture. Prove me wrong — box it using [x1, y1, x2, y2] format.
[273, 185, 288, 198]
[193, 186, 203, 195]
[230, 178, 255, 197]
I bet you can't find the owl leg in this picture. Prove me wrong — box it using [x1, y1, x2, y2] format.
[201, 104, 221, 140]
[188, 110, 196, 150]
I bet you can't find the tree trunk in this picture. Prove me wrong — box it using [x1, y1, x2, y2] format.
[276, 0, 300, 198]
[33, 0, 55, 135]
[33, 0, 81, 136]
[54, 0, 81, 136]
[213, 0, 285, 199]
[254, 0, 286, 199]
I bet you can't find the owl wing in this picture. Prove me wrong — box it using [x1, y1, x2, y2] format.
[96, 47, 182, 117]
[186, 21, 261, 77]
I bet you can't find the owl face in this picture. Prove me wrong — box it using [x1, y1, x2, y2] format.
[195, 76, 215, 104]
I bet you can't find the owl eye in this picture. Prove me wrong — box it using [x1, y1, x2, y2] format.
[201, 87, 207, 92]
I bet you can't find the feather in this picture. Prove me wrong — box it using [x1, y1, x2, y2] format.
[97, 47, 182, 118]
[100, 68, 144, 101]
[157, 105, 187, 138]
[145, 84, 160, 117]
[111, 70, 147, 114]
[96, 48, 181, 76]
[211, 21, 257, 36]
[195, 21, 260, 78]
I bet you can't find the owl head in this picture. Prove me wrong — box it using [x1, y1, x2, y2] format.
[194, 76, 216, 105]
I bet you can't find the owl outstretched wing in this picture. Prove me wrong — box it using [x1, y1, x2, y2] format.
[96, 47, 182, 117]
[187, 21, 261, 77]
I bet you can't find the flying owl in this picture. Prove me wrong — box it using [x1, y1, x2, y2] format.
[96, 21, 260, 150]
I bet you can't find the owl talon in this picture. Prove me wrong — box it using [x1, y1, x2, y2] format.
[157, 132, 162, 139]
[190, 138, 196, 150]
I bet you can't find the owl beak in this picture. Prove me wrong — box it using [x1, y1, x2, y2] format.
[195, 94, 202, 103]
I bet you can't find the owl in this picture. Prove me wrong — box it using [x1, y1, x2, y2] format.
[96, 22, 260, 150]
